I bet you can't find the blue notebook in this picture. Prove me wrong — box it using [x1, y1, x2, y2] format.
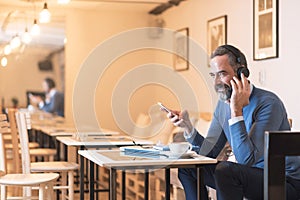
[120, 146, 160, 154]
[153, 145, 170, 151]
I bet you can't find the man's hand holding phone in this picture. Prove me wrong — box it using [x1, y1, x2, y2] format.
[157, 102, 193, 134]
[157, 102, 174, 114]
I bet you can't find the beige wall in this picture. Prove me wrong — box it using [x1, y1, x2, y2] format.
[65, 9, 157, 132]
[0, 46, 63, 108]
[64, 7, 212, 134]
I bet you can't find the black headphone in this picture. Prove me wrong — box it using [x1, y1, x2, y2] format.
[221, 45, 250, 80]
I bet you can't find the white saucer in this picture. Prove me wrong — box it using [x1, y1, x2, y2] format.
[167, 150, 197, 158]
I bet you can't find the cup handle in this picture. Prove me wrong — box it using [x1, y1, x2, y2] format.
[188, 143, 193, 151]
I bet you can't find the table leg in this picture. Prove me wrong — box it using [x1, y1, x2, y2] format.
[165, 168, 170, 200]
[55, 137, 60, 161]
[63, 143, 67, 161]
[144, 170, 149, 200]
[80, 147, 85, 200]
[96, 165, 99, 200]
[197, 167, 204, 200]
[89, 161, 95, 200]
[122, 170, 126, 200]
[110, 168, 117, 200]
[29, 129, 37, 142]
[39, 130, 44, 147]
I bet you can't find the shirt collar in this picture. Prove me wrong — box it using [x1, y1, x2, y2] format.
[48, 89, 57, 97]
[250, 83, 253, 94]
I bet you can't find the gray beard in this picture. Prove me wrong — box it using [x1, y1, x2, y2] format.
[215, 84, 232, 102]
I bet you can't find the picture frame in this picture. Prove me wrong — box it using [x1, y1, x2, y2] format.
[254, 0, 278, 60]
[173, 27, 189, 71]
[207, 15, 227, 62]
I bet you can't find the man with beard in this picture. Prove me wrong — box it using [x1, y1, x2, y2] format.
[166, 45, 300, 200]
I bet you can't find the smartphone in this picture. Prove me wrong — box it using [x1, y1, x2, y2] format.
[157, 102, 172, 113]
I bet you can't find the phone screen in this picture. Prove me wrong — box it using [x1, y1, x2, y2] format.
[157, 102, 171, 113]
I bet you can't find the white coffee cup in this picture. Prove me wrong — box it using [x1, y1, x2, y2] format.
[169, 142, 192, 155]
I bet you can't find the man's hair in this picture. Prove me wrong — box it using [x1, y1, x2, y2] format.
[44, 77, 56, 89]
[210, 44, 248, 71]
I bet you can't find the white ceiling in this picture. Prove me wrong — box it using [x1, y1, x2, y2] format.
[0, 0, 167, 50]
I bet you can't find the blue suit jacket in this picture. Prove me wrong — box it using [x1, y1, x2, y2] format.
[187, 86, 300, 180]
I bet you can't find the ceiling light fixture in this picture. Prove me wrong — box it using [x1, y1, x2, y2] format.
[1, 57, 8, 67]
[31, 19, 40, 36]
[57, 0, 70, 4]
[10, 35, 21, 49]
[22, 28, 32, 44]
[4, 44, 12, 56]
[39, 2, 51, 23]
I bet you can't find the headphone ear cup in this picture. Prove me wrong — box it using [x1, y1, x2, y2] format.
[237, 67, 250, 80]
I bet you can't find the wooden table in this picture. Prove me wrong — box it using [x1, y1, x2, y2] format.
[57, 136, 153, 200]
[78, 149, 217, 200]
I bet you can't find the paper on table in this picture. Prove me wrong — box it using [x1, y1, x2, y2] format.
[120, 146, 160, 154]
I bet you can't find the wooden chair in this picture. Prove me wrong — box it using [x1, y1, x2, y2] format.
[6, 109, 56, 174]
[0, 114, 59, 200]
[15, 111, 79, 200]
[3, 108, 41, 163]
[4, 109, 39, 149]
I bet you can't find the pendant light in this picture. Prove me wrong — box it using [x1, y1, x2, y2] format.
[39, 2, 51, 23]
[10, 35, 21, 49]
[22, 27, 32, 44]
[31, 19, 40, 36]
[4, 44, 12, 55]
[1, 57, 8, 67]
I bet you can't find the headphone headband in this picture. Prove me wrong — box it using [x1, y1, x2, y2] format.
[220, 45, 250, 79]
[221, 44, 243, 64]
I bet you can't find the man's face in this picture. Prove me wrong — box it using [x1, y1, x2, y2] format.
[209, 55, 235, 102]
[42, 81, 50, 93]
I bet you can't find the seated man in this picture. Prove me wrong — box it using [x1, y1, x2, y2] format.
[165, 45, 300, 200]
[29, 77, 64, 117]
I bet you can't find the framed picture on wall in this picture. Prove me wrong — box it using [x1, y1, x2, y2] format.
[254, 0, 278, 60]
[207, 15, 227, 63]
[173, 27, 189, 71]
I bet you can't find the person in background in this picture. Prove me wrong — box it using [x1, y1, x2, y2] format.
[29, 77, 64, 117]
[164, 45, 300, 200]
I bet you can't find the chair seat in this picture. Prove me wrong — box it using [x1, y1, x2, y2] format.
[3, 134, 12, 141]
[0, 173, 59, 186]
[31, 162, 79, 172]
[28, 148, 57, 156]
[5, 142, 40, 149]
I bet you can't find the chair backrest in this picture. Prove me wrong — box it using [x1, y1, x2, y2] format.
[15, 111, 32, 174]
[0, 114, 10, 173]
[7, 108, 21, 173]
[264, 131, 300, 200]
